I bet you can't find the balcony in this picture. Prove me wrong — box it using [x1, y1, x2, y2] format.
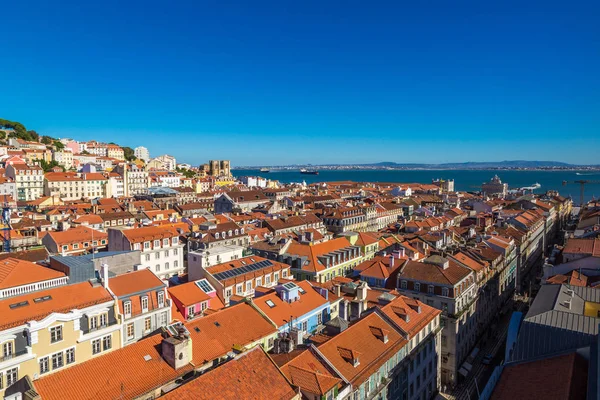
[365, 376, 392, 400]
[0, 349, 28, 363]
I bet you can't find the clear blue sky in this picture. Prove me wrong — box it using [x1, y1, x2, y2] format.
[1, 0, 599, 166]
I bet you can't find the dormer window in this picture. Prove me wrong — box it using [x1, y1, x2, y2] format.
[401, 280, 407, 289]
[141, 296, 148, 312]
[240, 228, 244, 234]
[442, 287, 449, 297]
[234, 229, 239, 235]
[228, 230, 232, 237]
[123, 301, 131, 317]
[157, 291, 164, 307]
[215, 232, 220, 239]
[428, 285, 434, 294]
[154, 240, 160, 248]
[414, 282, 420, 292]
[163, 238, 169, 246]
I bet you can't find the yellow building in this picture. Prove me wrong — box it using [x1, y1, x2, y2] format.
[0, 281, 121, 395]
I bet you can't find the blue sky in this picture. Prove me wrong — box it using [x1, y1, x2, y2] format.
[1, 0, 599, 166]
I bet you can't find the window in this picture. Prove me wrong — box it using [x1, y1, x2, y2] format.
[99, 313, 107, 327]
[174, 249, 178, 256]
[174, 260, 178, 268]
[164, 250, 169, 257]
[302, 321, 307, 331]
[246, 281, 252, 292]
[62, 245, 68, 251]
[141, 296, 148, 311]
[401, 280, 407, 289]
[6, 368, 17, 387]
[317, 312, 323, 324]
[442, 287, 449, 297]
[156, 264, 161, 272]
[256, 277, 262, 287]
[274, 272, 279, 281]
[163, 238, 169, 246]
[145, 254, 151, 262]
[155, 252, 160, 260]
[282, 270, 287, 278]
[415, 282, 421, 292]
[73, 243, 79, 250]
[158, 291, 164, 307]
[236, 284, 243, 294]
[225, 288, 232, 298]
[160, 312, 167, 326]
[173, 237, 178, 245]
[50, 326, 63, 343]
[265, 275, 271, 285]
[3, 341, 13, 358]
[103, 335, 112, 351]
[126, 323, 134, 339]
[124, 301, 131, 316]
[165, 262, 169, 270]
[154, 240, 160, 247]
[92, 339, 101, 355]
[90, 315, 98, 330]
[52, 352, 64, 369]
[201, 302, 207, 311]
[66, 348, 75, 364]
[39, 357, 50, 374]
[428, 285, 434, 294]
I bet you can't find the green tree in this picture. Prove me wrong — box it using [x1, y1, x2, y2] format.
[122, 146, 137, 161]
[34, 159, 64, 172]
[41, 136, 53, 145]
[53, 140, 65, 150]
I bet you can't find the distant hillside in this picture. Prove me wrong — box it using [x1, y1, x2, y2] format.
[364, 160, 576, 169]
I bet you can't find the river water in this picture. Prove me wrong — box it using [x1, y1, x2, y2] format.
[233, 169, 600, 203]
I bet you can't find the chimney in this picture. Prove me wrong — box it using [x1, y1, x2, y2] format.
[161, 327, 193, 369]
[101, 263, 109, 289]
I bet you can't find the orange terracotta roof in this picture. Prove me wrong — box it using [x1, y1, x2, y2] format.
[168, 281, 211, 306]
[380, 295, 440, 338]
[317, 312, 406, 386]
[286, 237, 357, 273]
[280, 350, 341, 395]
[0, 281, 113, 330]
[120, 225, 181, 243]
[0, 257, 65, 289]
[252, 281, 328, 327]
[109, 269, 165, 297]
[186, 302, 277, 364]
[45, 226, 107, 245]
[35, 333, 194, 400]
[162, 346, 297, 400]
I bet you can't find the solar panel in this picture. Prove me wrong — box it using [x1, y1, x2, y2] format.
[211, 260, 276, 282]
[195, 279, 215, 294]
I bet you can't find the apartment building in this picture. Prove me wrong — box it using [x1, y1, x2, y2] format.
[0, 281, 120, 396]
[113, 163, 149, 196]
[195, 255, 291, 305]
[107, 269, 171, 346]
[52, 149, 74, 170]
[283, 237, 364, 283]
[252, 280, 330, 334]
[108, 225, 185, 280]
[134, 146, 150, 162]
[0, 177, 17, 199]
[42, 227, 108, 255]
[106, 144, 125, 160]
[186, 221, 250, 277]
[5, 164, 43, 201]
[396, 255, 477, 386]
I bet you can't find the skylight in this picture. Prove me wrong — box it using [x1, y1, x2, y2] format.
[266, 299, 276, 308]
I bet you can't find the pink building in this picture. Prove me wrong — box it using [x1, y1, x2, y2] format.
[167, 278, 223, 320]
[65, 140, 80, 154]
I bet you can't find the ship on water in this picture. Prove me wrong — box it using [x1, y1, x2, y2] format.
[300, 168, 319, 175]
[260, 167, 270, 173]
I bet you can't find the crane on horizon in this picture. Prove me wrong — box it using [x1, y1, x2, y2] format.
[562, 180, 600, 206]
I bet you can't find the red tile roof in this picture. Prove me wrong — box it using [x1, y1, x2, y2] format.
[35, 333, 194, 400]
[0, 281, 113, 330]
[162, 346, 298, 400]
[0, 257, 65, 289]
